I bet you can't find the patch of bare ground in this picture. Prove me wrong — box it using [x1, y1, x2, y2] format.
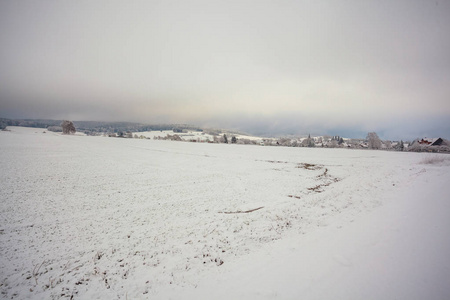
[297, 163, 322, 170]
[219, 207, 265, 214]
[264, 160, 289, 164]
[297, 164, 341, 194]
[317, 168, 328, 178]
[307, 176, 340, 193]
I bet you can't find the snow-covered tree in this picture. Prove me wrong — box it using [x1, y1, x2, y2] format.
[327, 139, 338, 148]
[61, 120, 76, 135]
[366, 132, 382, 149]
[278, 137, 291, 146]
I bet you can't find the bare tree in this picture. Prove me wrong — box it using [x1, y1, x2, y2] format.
[366, 132, 382, 149]
[61, 120, 76, 135]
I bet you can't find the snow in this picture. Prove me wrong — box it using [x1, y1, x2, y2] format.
[164, 164, 450, 300]
[132, 130, 212, 141]
[1, 126, 449, 299]
[132, 130, 263, 143]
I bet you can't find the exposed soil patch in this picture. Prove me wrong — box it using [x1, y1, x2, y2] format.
[307, 177, 340, 193]
[297, 163, 322, 170]
[317, 168, 329, 178]
[219, 207, 265, 214]
[266, 160, 288, 164]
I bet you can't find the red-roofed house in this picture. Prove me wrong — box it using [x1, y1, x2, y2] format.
[418, 138, 443, 146]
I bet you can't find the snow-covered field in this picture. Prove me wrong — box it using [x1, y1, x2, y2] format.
[1, 126, 449, 299]
[132, 130, 263, 143]
[132, 130, 212, 141]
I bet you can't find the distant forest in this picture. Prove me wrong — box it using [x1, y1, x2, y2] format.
[0, 118, 203, 135]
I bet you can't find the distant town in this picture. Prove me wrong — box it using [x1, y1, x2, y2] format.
[1, 118, 449, 153]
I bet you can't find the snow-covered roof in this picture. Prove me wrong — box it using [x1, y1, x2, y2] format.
[418, 138, 442, 146]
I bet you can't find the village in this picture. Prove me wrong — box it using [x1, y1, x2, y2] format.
[110, 128, 450, 153]
[2, 118, 449, 153]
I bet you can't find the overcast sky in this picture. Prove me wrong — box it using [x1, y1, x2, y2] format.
[1, 0, 449, 140]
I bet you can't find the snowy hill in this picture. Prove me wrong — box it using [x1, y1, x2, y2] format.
[1, 126, 449, 299]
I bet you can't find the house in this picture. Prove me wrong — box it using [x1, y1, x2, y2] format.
[418, 138, 443, 146]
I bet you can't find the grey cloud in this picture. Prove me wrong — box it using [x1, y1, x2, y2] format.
[1, 0, 449, 140]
